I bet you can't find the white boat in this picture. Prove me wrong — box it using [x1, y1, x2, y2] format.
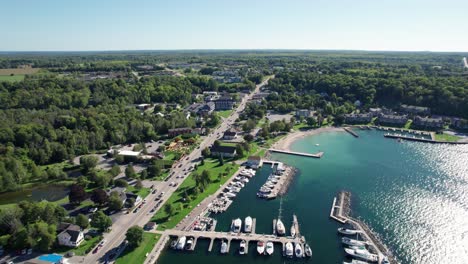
[170, 240, 177, 249]
[244, 216, 252, 233]
[265, 241, 274, 255]
[344, 248, 378, 262]
[232, 218, 242, 233]
[276, 219, 286, 236]
[234, 182, 244, 188]
[176, 236, 186, 250]
[241, 177, 249, 183]
[285, 242, 293, 257]
[338, 227, 360, 235]
[185, 238, 193, 250]
[304, 243, 312, 257]
[220, 240, 228, 254]
[315, 143, 320, 146]
[342, 237, 368, 247]
[257, 241, 265, 255]
[290, 224, 296, 237]
[294, 243, 303, 258]
[225, 192, 236, 198]
[343, 260, 369, 264]
[239, 240, 247, 255]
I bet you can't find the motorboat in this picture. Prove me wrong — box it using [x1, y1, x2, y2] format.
[225, 192, 236, 198]
[239, 240, 247, 255]
[304, 243, 312, 257]
[343, 260, 369, 264]
[241, 177, 249, 183]
[294, 243, 303, 258]
[176, 236, 186, 250]
[265, 241, 274, 255]
[244, 216, 252, 233]
[276, 219, 286, 236]
[232, 218, 242, 233]
[338, 227, 360, 235]
[185, 237, 193, 250]
[290, 225, 296, 237]
[257, 241, 265, 255]
[285, 242, 293, 257]
[220, 240, 228, 254]
[344, 248, 378, 262]
[234, 182, 244, 188]
[342, 237, 368, 247]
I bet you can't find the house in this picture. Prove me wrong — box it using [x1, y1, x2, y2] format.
[214, 96, 235, 110]
[344, 113, 372, 124]
[108, 187, 142, 207]
[400, 104, 430, 116]
[378, 114, 408, 126]
[247, 156, 263, 169]
[192, 127, 206, 135]
[198, 102, 215, 116]
[126, 192, 142, 205]
[222, 130, 237, 140]
[57, 223, 84, 248]
[136, 103, 151, 110]
[413, 116, 444, 129]
[210, 145, 237, 158]
[295, 109, 312, 118]
[168, 127, 193, 137]
[144, 222, 157, 231]
[203, 91, 218, 96]
[115, 150, 141, 162]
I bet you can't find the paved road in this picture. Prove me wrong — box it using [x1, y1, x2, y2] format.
[76, 77, 272, 264]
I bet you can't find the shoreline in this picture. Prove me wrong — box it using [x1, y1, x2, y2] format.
[272, 127, 345, 151]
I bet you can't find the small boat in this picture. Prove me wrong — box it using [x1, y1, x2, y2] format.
[276, 219, 286, 236]
[342, 237, 368, 247]
[294, 243, 303, 258]
[315, 143, 320, 146]
[185, 238, 193, 250]
[285, 242, 293, 257]
[241, 177, 249, 183]
[290, 224, 296, 237]
[304, 243, 312, 257]
[244, 216, 252, 233]
[176, 236, 186, 250]
[343, 260, 369, 264]
[232, 218, 242, 233]
[225, 192, 236, 198]
[344, 248, 378, 262]
[220, 240, 228, 254]
[257, 241, 265, 255]
[170, 240, 177, 249]
[338, 227, 360, 235]
[265, 241, 274, 255]
[239, 240, 247, 255]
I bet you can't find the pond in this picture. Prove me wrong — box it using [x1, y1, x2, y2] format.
[0, 185, 69, 206]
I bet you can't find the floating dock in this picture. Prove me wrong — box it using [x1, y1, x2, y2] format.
[268, 149, 324, 158]
[343, 127, 359, 137]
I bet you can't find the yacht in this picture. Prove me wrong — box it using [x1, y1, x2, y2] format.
[225, 192, 236, 198]
[232, 218, 242, 233]
[290, 224, 296, 237]
[239, 240, 247, 255]
[285, 242, 293, 257]
[176, 236, 186, 250]
[338, 227, 360, 235]
[276, 219, 286, 236]
[342, 237, 368, 247]
[220, 240, 228, 254]
[185, 237, 193, 250]
[304, 243, 312, 257]
[257, 241, 265, 255]
[265, 241, 274, 255]
[294, 243, 303, 258]
[241, 177, 249, 183]
[244, 216, 252, 233]
[344, 248, 378, 262]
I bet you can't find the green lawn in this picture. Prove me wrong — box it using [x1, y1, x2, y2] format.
[115, 233, 160, 264]
[152, 158, 239, 230]
[55, 234, 103, 256]
[434, 133, 461, 142]
[127, 186, 151, 199]
[404, 120, 413, 129]
[0, 75, 25, 82]
[217, 110, 233, 118]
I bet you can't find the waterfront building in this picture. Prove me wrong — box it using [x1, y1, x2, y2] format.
[400, 104, 430, 116]
[210, 145, 237, 158]
[378, 114, 408, 126]
[295, 109, 313, 118]
[413, 116, 444, 129]
[344, 113, 373, 124]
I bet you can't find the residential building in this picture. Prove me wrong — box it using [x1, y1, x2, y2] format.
[198, 102, 215, 116]
[57, 223, 84, 248]
[368, 108, 382, 117]
[344, 113, 372, 124]
[400, 104, 430, 115]
[413, 116, 444, 129]
[214, 96, 235, 110]
[222, 130, 238, 140]
[452, 118, 468, 130]
[168, 127, 193, 137]
[246, 156, 263, 169]
[378, 114, 408, 126]
[203, 91, 218, 96]
[295, 109, 312, 118]
[210, 145, 237, 158]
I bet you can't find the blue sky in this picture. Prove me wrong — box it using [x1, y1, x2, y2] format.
[1, 0, 467, 51]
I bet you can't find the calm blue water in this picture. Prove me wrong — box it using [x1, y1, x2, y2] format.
[157, 130, 468, 264]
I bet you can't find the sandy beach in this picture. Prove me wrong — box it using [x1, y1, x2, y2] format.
[272, 127, 345, 151]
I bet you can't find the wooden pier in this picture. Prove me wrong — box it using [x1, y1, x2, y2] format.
[344, 127, 359, 138]
[268, 149, 324, 158]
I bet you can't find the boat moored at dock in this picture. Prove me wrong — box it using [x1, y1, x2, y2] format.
[220, 240, 228, 254]
[285, 242, 293, 257]
[342, 237, 368, 247]
[244, 216, 252, 233]
[304, 243, 312, 257]
[176, 236, 186, 250]
[266, 241, 274, 255]
[338, 227, 360, 235]
[257, 241, 265, 255]
[294, 243, 303, 257]
[344, 248, 378, 262]
[231, 218, 242, 233]
[276, 219, 286, 236]
[239, 240, 247, 255]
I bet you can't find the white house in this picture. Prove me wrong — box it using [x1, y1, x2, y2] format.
[57, 224, 84, 248]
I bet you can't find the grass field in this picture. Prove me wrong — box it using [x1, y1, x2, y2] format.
[217, 110, 233, 118]
[152, 158, 239, 230]
[115, 233, 160, 264]
[434, 133, 461, 142]
[0, 75, 25, 82]
[56, 234, 103, 256]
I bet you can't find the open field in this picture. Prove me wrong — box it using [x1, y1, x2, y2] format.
[0, 75, 25, 82]
[0, 68, 40, 75]
[434, 133, 461, 142]
[115, 233, 160, 264]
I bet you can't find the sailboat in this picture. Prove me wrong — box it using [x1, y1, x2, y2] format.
[220, 240, 228, 254]
[285, 242, 293, 257]
[295, 243, 303, 258]
[290, 224, 296, 237]
[276, 197, 286, 236]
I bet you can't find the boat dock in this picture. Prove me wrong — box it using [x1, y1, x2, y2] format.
[344, 127, 359, 138]
[384, 133, 468, 144]
[257, 164, 297, 199]
[329, 191, 351, 224]
[268, 149, 324, 158]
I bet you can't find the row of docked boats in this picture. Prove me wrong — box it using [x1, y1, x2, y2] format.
[257, 173, 281, 199]
[284, 241, 312, 258]
[231, 216, 253, 233]
[240, 168, 256, 177]
[338, 228, 379, 263]
[171, 236, 194, 251]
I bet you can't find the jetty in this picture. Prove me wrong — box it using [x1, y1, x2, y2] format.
[329, 191, 350, 224]
[268, 149, 324, 158]
[343, 127, 359, 138]
[384, 133, 468, 144]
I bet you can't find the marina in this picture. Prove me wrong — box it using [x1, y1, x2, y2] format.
[256, 163, 296, 199]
